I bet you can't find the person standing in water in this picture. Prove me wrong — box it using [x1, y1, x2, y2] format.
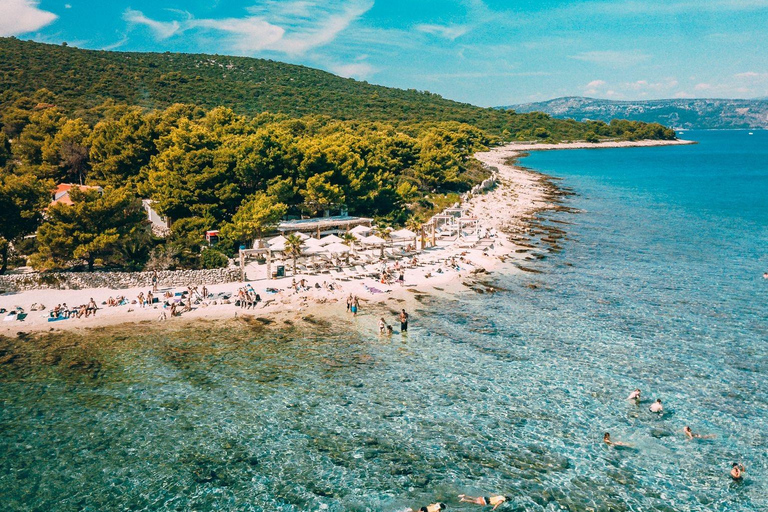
[400, 309, 409, 332]
[458, 494, 509, 510]
[627, 389, 641, 401]
[649, 399, 663, 414]
[730, 463, 745, 480]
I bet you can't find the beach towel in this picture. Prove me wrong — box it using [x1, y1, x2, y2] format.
[3, 313, 16, 322]
[47, 316, 70, 322]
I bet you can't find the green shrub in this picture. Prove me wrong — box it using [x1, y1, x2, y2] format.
[200, 248, 228, 269]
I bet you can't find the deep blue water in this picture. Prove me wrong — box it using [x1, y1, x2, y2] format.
[1, 131, 766, 511]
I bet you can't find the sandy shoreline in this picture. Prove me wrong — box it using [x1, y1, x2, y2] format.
[0, 139, 690, 338]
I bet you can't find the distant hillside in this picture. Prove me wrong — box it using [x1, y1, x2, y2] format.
[503, 97, 768, 130]
[0, 38, 676, 142]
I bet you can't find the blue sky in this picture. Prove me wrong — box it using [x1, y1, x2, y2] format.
[3, 0, 768, 106]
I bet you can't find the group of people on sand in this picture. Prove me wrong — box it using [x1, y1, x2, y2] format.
[236, 284, 261, 309]
[346, 294, 361, 316]
[603, 388, 746, 481]
[408, 494, 509, 511]
[49, 299, 98, 319]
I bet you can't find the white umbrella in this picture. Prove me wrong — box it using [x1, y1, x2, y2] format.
[296, 232, 310, 240]
[302, 243, 324, 255]
[303, 237, 325, 247]
[319, 234, 344, 245]
[268, 235, 287, 245]
[391, 228, 417, 239]
[323, 242, 350, 254]
[361, 235, 386, 246]
[350, 225, 372, 235]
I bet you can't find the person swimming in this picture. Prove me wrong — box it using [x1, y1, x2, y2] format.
[683, 426, 716, 440]
[458, 494, 509, 510]
[603, 432, 633, 447]
[649, 399, 663, 413]
[627, 389, 641, 401]
[407, 503, 446, 512]
[730, 463, 745, 480]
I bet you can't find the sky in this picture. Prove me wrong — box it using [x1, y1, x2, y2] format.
[3, 0, 768, 107]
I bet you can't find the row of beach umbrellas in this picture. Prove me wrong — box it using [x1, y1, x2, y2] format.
[265, 228, 418, 254]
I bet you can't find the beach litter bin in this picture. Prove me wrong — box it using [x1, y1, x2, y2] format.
[276, 265, 285, 278]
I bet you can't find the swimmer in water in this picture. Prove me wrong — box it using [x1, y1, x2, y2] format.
[730, 463, 745, 480]
[649, 398, 663, 414]
[683, 426, 716, 440]
[458, 494, 509, 510]
[407, 503, 446, 512]
[627, 389, 641, 401]
[603, 432, 633, 447]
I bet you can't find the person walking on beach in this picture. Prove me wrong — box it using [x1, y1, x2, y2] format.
[458, 494, 509, 510]
[152, 271, 158, 293]
[346, 294, 353, 312]
[649, 399, 663, 414]
[351, 296, 359, 316]
[400, 309, 409, 332]
[730, 463, 745, 480]
[378, 317, 387, 334]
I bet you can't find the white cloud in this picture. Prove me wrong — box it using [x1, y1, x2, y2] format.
[694, 83, 712, 91]
[415, 23, 469, 40]
[329, 61, 377, 80]
[570, 50, 651, 66]
[673, 91, 693, 98]
[123, 8, 180, 40]
[122, 1, 372, 56]
[189, 17, 284, 53]
[735, 71, 768, 79]
[0, 0, 57, 36]
[586, 79, 606, 88]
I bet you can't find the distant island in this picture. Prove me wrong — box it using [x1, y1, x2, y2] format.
[502, 96, 768, 130]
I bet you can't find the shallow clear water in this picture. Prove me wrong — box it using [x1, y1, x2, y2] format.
[1, 131, 766, 511]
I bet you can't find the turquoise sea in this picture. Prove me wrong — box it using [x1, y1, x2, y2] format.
[1, 130, 766, 511]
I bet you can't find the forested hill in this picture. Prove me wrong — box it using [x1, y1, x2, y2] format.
[0, 37, 518, 131]
[503, 96, 768, 130]
[0, 38, 674, 141]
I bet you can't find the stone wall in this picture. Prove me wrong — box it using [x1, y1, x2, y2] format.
[0, 268, 241, 293]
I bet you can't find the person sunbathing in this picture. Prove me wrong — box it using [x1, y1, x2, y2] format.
[458, 495, 509, 510]
[87, 298, 98, 316]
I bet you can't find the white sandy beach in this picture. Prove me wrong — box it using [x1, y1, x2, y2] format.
[0, 139, 689, 336]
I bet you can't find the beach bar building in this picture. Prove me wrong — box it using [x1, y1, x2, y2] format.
[238, 214, 374, 280]
[276, 215, 373, 239]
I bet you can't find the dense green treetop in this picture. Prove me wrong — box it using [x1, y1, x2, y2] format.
[0, 38, 675, 141]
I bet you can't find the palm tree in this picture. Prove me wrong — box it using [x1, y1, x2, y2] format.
[341, 232, 356, 265]
[406, 218, 423, 250]
[284, 233, 303, 276]
[372, 225, 390, 259]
